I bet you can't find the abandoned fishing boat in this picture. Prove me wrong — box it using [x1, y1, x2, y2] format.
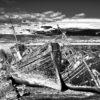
[1, 18, 100, 93]
[10, 42, 65, 90]
[7, 42, 100, 93]
[61, 45, 100, 88]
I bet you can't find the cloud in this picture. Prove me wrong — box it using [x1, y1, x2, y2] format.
[0, 8, 5, 14]
[0, 11, 66, 23]
[1, 0, 16, 5]
[72, 13, 86, 18]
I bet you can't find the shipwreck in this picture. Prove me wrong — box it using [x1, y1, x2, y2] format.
[0, 18, 100, 98]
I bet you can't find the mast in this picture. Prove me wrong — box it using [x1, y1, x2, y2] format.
[9, 16, 18, 45]
[57, 24, 70, 45]
[9, 16, 22, 60]
[57, 24, 66, 39]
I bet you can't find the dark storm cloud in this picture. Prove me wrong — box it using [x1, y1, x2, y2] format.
[17, 0, 100, 18]
[0, 0, 100, 18]
[0, 7, 5, 14]
[1, 0, 16, 4]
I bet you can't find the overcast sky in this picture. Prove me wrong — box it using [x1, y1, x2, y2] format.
[0, 0, 100, 18]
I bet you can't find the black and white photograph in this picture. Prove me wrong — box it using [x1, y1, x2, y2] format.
[0, 0, 100, 100]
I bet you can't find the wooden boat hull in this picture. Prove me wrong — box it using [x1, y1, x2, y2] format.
[61, 45, 100, 88]
[10, 43, 63, 90]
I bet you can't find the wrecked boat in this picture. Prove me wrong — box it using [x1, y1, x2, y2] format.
[10, 43, 64, 90]
[61, 45, 100, 87]
[7, 42, 100, 93]
[0, 20, 100, 94]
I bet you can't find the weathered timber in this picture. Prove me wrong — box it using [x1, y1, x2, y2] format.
[61, 45, 100, 88]
[10, 43, 64, 90]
